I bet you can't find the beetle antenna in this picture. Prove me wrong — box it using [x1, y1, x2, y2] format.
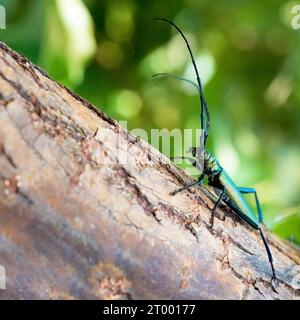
[153, 73, 199, 91]
[152, 73, 210, 135]
[154, 17, 210, 152]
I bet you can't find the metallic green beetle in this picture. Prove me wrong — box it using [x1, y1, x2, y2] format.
[154, 18, 278, 291]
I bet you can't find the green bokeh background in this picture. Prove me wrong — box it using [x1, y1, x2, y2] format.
[1, 0, 300, 244]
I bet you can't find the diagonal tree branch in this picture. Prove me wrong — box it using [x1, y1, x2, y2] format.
[0, 42, 299, 300]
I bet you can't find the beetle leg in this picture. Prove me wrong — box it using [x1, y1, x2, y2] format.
[210, 188, 225, 227]
[259, 227, 279, 292]
[170, 174, 204, 196]
[238, 187, 263, 223]
[238, 187, 278, 289]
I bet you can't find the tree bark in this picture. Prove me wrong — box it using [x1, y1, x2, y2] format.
[0, 42, 299, 300]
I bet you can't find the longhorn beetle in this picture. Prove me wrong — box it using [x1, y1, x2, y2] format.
[153, 18, 278, 291]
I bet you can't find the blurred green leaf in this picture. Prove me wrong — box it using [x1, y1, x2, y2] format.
[39, 0, 96, 87]
[271, 209, 300, 244]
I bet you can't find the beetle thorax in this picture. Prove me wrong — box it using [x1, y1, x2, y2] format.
[189, 147, 222, 176]
[203, 151, 222, 176]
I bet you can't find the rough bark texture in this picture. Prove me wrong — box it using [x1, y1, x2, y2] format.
[0, 42, 299, 300]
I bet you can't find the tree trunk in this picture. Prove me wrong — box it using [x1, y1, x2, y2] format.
[0, 42, 299, 300]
